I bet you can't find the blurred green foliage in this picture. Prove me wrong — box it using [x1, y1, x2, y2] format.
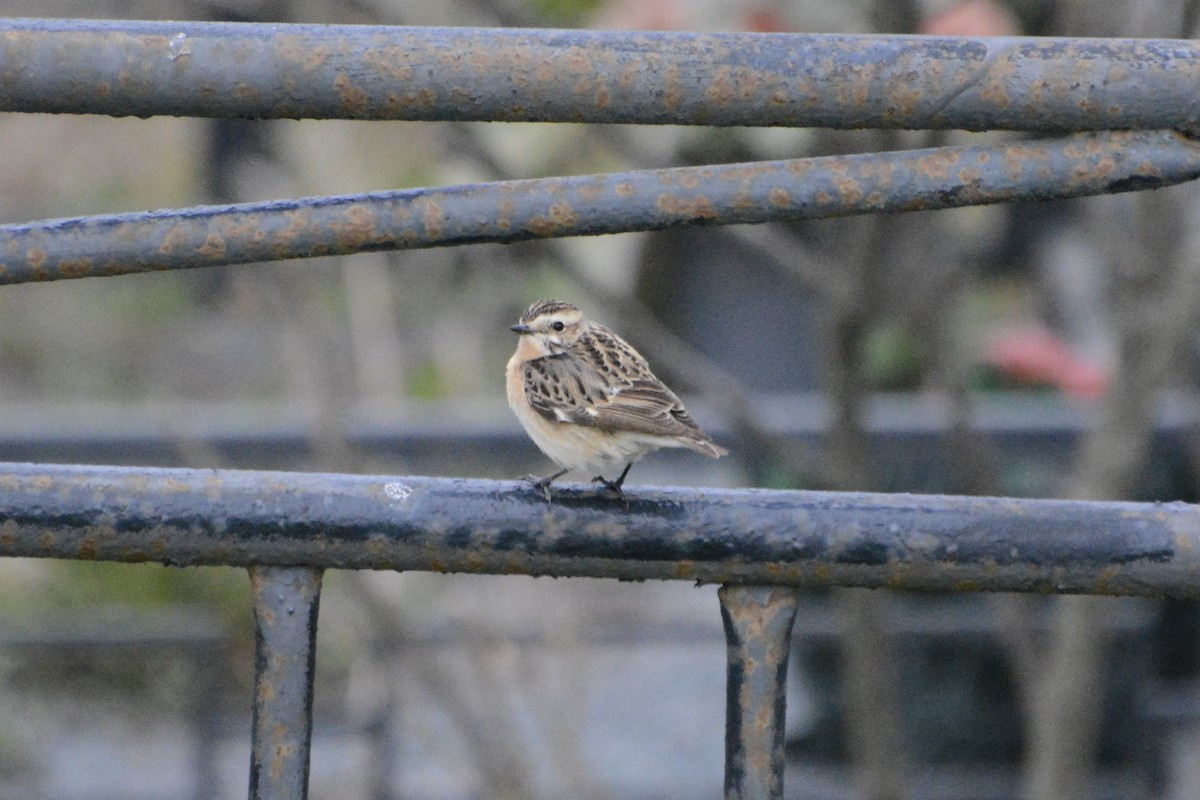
[528, 0, 606, 25]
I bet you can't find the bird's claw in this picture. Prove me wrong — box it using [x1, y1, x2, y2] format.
[523, 474, 554, 503]
[591, 475, 629, 509]
[591, 474, 622, 494]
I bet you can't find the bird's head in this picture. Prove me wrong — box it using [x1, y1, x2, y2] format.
[510, 299, 585, 357]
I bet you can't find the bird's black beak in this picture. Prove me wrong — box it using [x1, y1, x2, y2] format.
[510, 324, 532, 334]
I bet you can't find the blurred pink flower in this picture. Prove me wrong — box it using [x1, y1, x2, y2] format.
[984, 326, 1109, 399]
[920, 0, 1020, 36]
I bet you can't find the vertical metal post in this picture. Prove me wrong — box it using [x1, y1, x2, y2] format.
[248, 565, 325, 800]
[720, 585, 802, 800]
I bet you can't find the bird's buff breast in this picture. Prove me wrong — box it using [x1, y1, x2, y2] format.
[506, 352, 654, 474]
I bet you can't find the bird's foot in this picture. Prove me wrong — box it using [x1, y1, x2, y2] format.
[591, 474, 624, 496]
[523, 468, 567, 504]
[592, 463, 633, 508]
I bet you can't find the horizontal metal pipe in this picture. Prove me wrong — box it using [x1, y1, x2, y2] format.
[0, 462, 1197, 598]
[2, 130, 1197, 284]
[1, 19, 1199, 131]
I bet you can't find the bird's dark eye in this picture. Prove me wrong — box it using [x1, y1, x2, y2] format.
[551, 321, 565, 332]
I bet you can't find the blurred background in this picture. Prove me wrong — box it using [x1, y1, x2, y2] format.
[0, 0, 1199, 798]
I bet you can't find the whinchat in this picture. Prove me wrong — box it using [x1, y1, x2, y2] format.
[506, 299, 728, 501]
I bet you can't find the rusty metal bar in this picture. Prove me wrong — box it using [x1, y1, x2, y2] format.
[1, 19, 1200, 132]
[0, 461, 1197, 598]
[248, 565, 323, 800]
[720, 585, 801, 800]
[3, 130, 1198, 284]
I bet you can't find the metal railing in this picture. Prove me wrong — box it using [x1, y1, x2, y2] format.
[0, 17, 1199, 800]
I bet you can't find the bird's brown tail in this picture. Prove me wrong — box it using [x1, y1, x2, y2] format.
[684, 438, 729, 459]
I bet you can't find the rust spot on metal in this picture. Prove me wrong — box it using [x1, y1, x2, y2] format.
[957, 167, 982, 184]
[769, 187, 791, 207]
[25, 247, 45, 271]
[526, 217, 555, 237]
[198, 234, 226, 259]
[333, 74, 368, 114]
[566, 47, 593, 75]
[889, 87, 923, 119]
[916, 151, 957, 180]
[707, 66, 737, 107]
[330, 204, 379, 248]
[663, 63, 682, 111]
[979, 80, 1011, 108]
[615, 182, 635, 197]
[271, 209, 309, 250]
[656, 193, 717, 219]
[527, 202, 579, 236]
[58, 259, 92, 278]
[283, 40, 332, 72]
[549, 202, 578, 225]
[271, 740, 293, 781]
[423, 200, 446, 238]
[233, 82, 259, 101]
[787, 160, 815, 178]
[159, 227, 187, 255]
[495, 198, 515, 230]
[835, 177, 863, 206]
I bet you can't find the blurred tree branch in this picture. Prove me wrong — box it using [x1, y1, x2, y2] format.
[1018, 4, 1200, 798]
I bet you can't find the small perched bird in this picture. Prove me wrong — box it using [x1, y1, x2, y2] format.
[506, 299, 727, 502]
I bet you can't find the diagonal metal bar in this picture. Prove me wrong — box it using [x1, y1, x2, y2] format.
[0, 462, 1197, 598]
[249, 565, 323, 800]
[720, 585, 801, 800]
[2, 130, 1198, 284]
[2, 19, 1200, 132]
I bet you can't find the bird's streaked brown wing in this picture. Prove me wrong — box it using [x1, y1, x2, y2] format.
[523, 330, 726, 455]
[522, 353, 605, 425]
[587, 378, 720, 446]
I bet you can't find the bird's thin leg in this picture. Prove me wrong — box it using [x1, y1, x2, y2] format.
[524, 468, 568, 503]
[592, 462, 634, 501]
